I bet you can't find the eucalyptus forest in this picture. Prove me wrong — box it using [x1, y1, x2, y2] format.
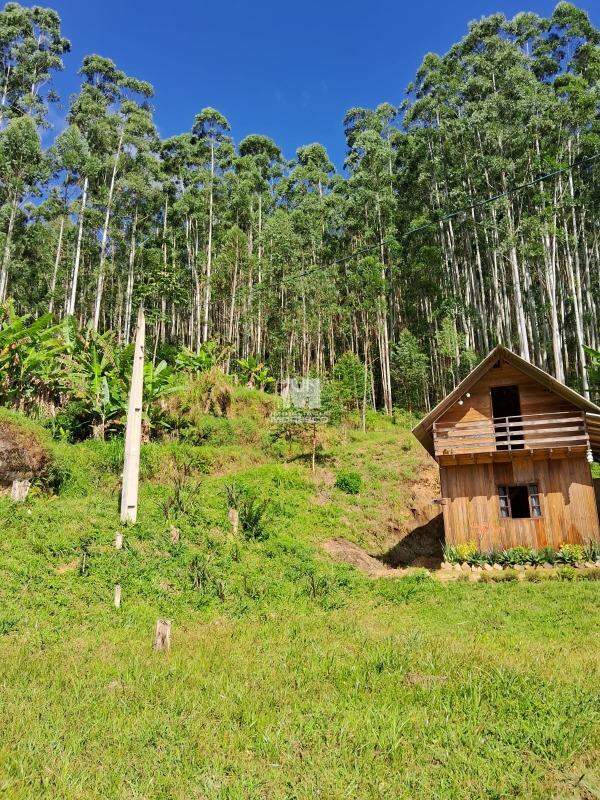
[1, 0, 599, 414]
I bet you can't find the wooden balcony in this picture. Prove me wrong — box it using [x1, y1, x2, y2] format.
[433, 411, 590, 461]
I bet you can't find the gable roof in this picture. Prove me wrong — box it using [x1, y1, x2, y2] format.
[412, 345, 600, 458]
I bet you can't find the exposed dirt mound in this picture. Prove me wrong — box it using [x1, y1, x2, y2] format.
[380, 457, 444, 567]
[381, 513, 444, 568]
[321, 538, 428, 578]
[321, 538, 394, 577]
[0, 419, 52, 487]
[323, 455, 445, 575]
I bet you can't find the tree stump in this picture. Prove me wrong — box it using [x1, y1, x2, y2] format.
[154, 619, 171, 652]
[11, 479, 30, 502]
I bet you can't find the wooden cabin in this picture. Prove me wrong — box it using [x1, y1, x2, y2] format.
[412, 346, 600, 552]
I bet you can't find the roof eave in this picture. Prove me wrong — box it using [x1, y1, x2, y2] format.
[411, 345, 600, 459]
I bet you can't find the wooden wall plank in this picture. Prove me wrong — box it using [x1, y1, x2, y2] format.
[439, 455, 599, 550]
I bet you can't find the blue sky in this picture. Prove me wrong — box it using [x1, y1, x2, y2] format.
[40, 0, 598, 167]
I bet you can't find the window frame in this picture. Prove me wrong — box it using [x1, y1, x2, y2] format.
[497, 483, 543, 520]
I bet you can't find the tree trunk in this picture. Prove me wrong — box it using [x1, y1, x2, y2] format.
[48, 216, 65, 315]
[93, 129, 124, 331]
[66, 175, 89, 316]
[123, 208, 138, 344]
[0, 194, 18, 303]
[202, 142, 214, 343]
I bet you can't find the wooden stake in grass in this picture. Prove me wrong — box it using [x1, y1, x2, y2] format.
[11, 479, 30, 502]
[114, 584, 121, 608]
[228, 507, 239, 536]
[120, 306, 145, 524]
[154, 619, 171, 652]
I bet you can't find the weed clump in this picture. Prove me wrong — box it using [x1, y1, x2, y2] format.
[334, 469, 362, 495]
[225, 481, 270, 539]
[480, 568, 519, 583]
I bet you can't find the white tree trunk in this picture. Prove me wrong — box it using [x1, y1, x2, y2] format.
[48, 216, 65, 315]
[93, 130, 124, 331]
[0, 194, 18, 303]
[66, 175, 88, 316]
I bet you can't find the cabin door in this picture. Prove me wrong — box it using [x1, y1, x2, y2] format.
[491, 385, 523, 450]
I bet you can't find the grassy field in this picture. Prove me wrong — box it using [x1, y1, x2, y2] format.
[0, 407, 599, 799]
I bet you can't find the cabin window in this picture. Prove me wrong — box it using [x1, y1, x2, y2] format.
[498, 485, 510, 517]
[528, 483, 542, 517]
[497, 484, 542, 519]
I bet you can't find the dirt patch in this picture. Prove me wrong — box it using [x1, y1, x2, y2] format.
[381, 513, 444, 568]
[323, 454, 445, 573]
[377, 456, 444, 567]
[321, 538, 393, 577]
[0, 419, 52, 487]
[321, 538, 434, 579]
[56, 559, 79, 574]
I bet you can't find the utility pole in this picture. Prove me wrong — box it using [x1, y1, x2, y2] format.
[120, 306, 145, 524]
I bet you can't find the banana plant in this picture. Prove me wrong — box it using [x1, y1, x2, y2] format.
[175, 340, 229, 374]
[142, 359, 183, 436]
[63, 327, 126, 439]
[0, 302, 68, 412]
[236, 355, 275, 390]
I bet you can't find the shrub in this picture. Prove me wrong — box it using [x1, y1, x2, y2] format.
[319, 380, 345, 425]
[556, 566, 577, 581]
[334, 469, 362, 495]
[538, 546, 556, 564]
[501, 546, 535, 566]
[524, 568, 555, 582]
[490, 568, 519, 583]
[466, 551, 488, 567]
[556, 544, 585, 565]
[580, 567, 600, 581]
[583, 540, 600, 562]
[524, 569, 542, 582]
[443, 542, 478, 564]
[452, 540, 477, 563]
[183, 416, 235, 446]
[167, 370, 232, 426]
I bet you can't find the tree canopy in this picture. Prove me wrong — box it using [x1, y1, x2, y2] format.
[1, 1, 599, 410]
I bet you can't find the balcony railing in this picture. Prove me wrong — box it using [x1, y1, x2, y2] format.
[433, 411, 589, 457]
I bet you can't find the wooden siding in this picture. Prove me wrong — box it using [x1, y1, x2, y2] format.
[440, 454, 600, 550]
[433, 359, 586, 457]
[433, 411, 588, 456]
[437, 359, 576, 426]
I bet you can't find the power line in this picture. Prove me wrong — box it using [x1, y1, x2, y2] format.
[279, 151, 600, 286]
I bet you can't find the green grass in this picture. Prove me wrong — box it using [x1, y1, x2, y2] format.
[0, 411, 598, 799]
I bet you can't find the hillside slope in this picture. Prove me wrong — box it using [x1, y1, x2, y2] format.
[0, 404, 598, 799]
